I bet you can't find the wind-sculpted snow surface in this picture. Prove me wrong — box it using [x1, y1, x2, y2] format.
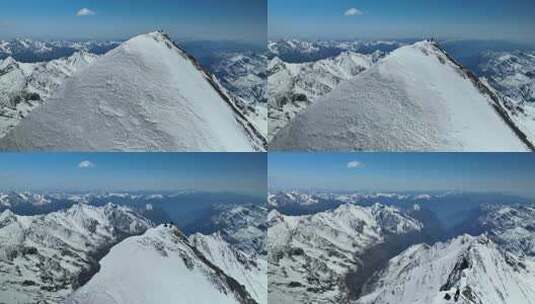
[271, 41, 531, 151]
[268, 51, 377, 140]
[0, 32, 264, 152]
[0, 204, 151, 303]
[357, 234, 535, 304]
[267, 203, 422, 304]
[67, 225, 258, 304]
[0, 52, 97, 137]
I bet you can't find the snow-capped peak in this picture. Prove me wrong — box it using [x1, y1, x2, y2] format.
[0, 31, 264, 152]
[0, 56, 17, 69]
[0, 204, 151, 303]
[271, 40, 531, 151]
[268, 203, 422, 304]
[357, 233, 535, 304]
[67, 224, 259, 304]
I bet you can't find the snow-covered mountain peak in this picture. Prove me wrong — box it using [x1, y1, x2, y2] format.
[370, 203, 424, 234]
[357, 232, 535, 304]
[268, 50, 377, 139]
[189, 231, 268, 304]
[268, 203, 423, 304]
[271, 40, 531, 151]
[68, 224, 259, 304]
[0, 205, 151, 303]
[267, 209, 282, 222]
[0, 208, 15, 221]
[0, 56, 17, 69]
[0, 31, 263, 151]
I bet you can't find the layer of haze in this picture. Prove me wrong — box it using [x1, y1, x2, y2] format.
[0, 0, 266, 45]
[269, 0, 535, 44]
[269, 153, 535, 199]
[0, 153, 267, 197]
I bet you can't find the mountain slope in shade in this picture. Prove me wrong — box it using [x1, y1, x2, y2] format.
[0, 32, 263, 152]
[267, 203, 422, 304]
[190, 232, 267, 304]
[357, 234, 535, 304]
[0, 52, 97, 137]
[66, 225, 258, 304]
[0, 204, 151, 303]
[271, 41, 531, 151]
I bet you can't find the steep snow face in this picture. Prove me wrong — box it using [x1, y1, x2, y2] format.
[189, 232, 267, 304]
[67, 225, 257, 304]
[211, 53, 267, 137]
[0, 204, 151, 303]
[478, 205, 535, 257]
[357, 234, 535, 304]
[268, 51, 377, 139]
[212, 53, 267, 105]
[0, 52, 97, 137]
[213, 204, 267, 255]
[267, 204, 422, 304]
[0, 32, 262, 152]
[271, 41, 530, 151]
[479, 51, 535, 144]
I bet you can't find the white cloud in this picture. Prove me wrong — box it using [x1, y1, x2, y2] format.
[76, 8, 95, 17]
[347, 160, 364, 169]
[78, 160, 95, 168]
[344, 8, 363, 16]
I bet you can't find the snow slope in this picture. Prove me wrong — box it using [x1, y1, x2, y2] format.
[268, 203, 422, 304]
[190, 232, 267, 304]
[357, 234, 535, 304]
[268, 51, 377, 140]
[0, 204, 151, 303]
[0, 52, 97, 137]
[0, 32, 263, 151]
[211, 52, 267, 137]
[270, 41, 531, 151]
[66, 225, 258, 304]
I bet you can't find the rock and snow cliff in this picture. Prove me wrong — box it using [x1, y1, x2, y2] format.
[0, 204, 151, 303]
[267, 203, 422, 304]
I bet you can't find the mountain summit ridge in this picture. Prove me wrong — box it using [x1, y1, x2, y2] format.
[271, 40, 532, 151]
[0, 31, 264, 152]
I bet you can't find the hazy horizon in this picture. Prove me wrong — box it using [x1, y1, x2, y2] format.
[0, 0, 267, 45]
[269, 0, 535, 45]
[0, 153, 267, 196]
[269, 153, 535, 199]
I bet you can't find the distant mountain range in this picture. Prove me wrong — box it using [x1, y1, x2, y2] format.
[0, 38, 121, 62]
[268, 191, 535, 304]
[0, 194, 267, 303]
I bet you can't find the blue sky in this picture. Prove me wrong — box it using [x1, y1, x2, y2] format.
[0, 153, 266, 196]
[269, 153, 535, 198]
[0, 0, 266, 44]
[269, 0, 535, 43]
